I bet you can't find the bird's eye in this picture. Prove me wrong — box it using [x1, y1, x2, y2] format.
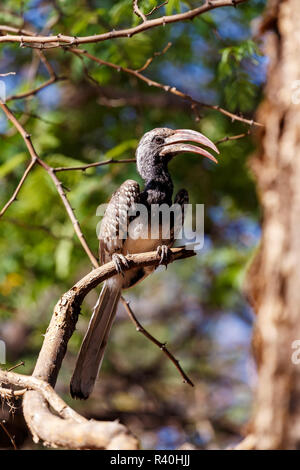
[154, 136, 164, 145]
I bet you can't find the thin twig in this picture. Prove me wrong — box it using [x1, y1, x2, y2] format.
[6, 76, 65, 102]
[133, 0, 147, 22]
[216, 130, 251, 145]
[135, 42, 172, 73]
[70, 48, 263, 127]
[37, 50, 57, 79]
[7, 361, 25, 372]
[53, 158, 136, 172]
[0, 420, 17, 450]
[0, 23, 261, 127]
[0, 157, 37, 218]
[146, 1, 169, 17]
[121, 297, 194, 387]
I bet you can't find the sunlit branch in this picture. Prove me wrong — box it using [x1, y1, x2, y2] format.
[70, 47, 263, 127]
[0, 157, 37, 218]
[53, 158, 136, 172]
[0, 1, 249, 49]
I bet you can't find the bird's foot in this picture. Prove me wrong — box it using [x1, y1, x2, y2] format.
[156, 245, 172, 268]
[112, 253, 129, 276]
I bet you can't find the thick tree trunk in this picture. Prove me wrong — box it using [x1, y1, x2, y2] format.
[247, 0, 300, 450]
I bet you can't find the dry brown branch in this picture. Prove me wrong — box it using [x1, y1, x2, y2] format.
[6, 76, 65, 102]
[1, 248, 193, 449]
[70, 47, 262, 127]
[135, 42, 172, 73]
[215, 131, 251, 145]
[0, 157, 37, 218]
[7, 361, 25, 372]
[121, 297, 194, 386]
[53, 158, 136, 172]
[146, 1, 169, 17]
[0, 22, 260, 127]
[4, 48, 64, 103]
[0, 30, 61, 104]
[23, 248, 192, 449]
[0, 1, 249, 48]
[37, 50, 57, 79]
[31, 247, 195, 385]
[0, 370, 84, 422]
[23, 389, 138, 449]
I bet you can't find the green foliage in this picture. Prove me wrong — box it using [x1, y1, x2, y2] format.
[218, 40, 262, 111]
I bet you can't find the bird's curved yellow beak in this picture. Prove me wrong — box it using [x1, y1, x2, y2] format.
[159, 129, 219, 164]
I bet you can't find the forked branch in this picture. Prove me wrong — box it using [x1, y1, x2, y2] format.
[0, 248, 194, 449]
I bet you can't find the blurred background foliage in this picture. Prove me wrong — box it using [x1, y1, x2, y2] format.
[0, 0, 266, 449]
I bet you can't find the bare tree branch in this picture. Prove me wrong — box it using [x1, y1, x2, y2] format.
[146, 1, 169, 17]
[0, 1, 249, 48]
[135, 42, 172, 73]
[121, 297, 194, 386]
[0, 157, 37, 218]
[0, 22, 261, 127]
[0, 370, 84, 422]
[70, 48, 262, 127]
[32, 247, 196, 385]
[6, 76, 65, 102]
[215, 130, 251, 145]
[53, 158, 136, 172]
[26, 248, 193, 448]
[1, 248, 193, 449]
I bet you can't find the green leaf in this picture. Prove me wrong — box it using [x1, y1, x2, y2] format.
[55, 238, 73, 279]
[166, 0, 181, 15]
[104, 139, 138, 159]
[0, 153, 27, 178]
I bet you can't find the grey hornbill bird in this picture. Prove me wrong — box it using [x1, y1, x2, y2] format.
[70, 128, 219, 399]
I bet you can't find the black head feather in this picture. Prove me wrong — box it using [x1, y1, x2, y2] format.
[136, 128, 175, 181]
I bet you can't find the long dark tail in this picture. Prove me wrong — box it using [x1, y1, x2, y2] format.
[70, 277, 121, 399]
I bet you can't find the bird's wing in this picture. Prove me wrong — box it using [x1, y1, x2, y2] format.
[99, 179, 140, 264]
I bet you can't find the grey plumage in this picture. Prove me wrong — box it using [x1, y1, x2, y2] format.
[70, 127, 218, 399]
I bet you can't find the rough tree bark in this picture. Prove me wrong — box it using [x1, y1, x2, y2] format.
[246, 0, 300, 450]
